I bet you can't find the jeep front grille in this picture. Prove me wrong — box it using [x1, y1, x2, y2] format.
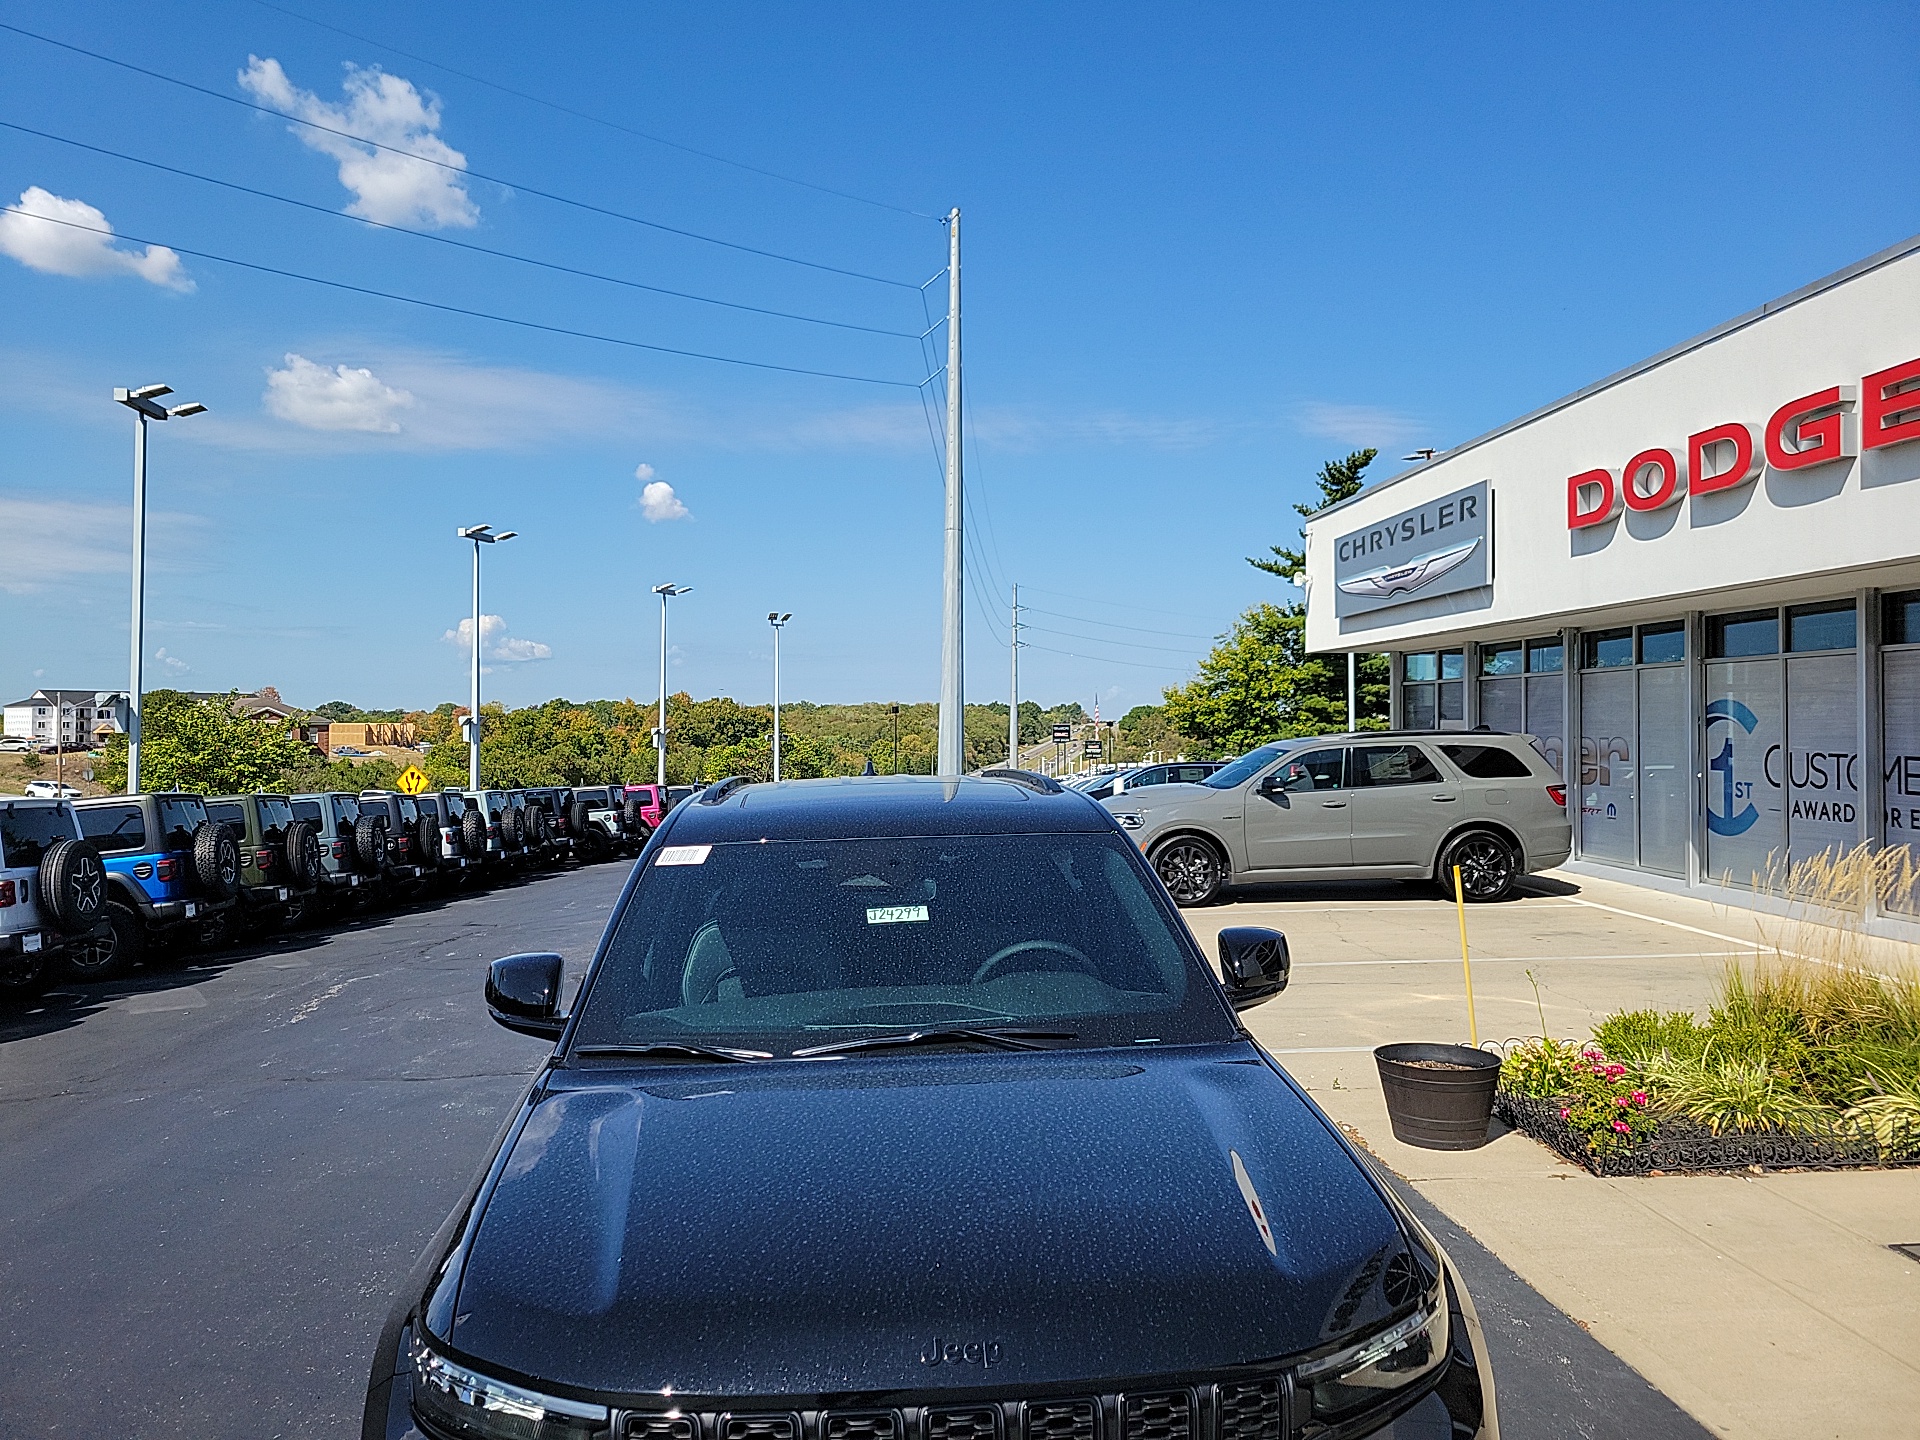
[928, 1409, 998, 1440]
[1024, 1400, 1096, 1440]
[1215, 1381, 1284, 1440]
[1122, 1391, 1191, 1440]
[824, 1413, 900, 1440]
[629, 1417, 699, 1440]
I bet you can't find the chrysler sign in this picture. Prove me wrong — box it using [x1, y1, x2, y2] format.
[1333, 481, 1490, 617]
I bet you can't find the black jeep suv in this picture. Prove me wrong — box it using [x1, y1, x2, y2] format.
[364, 774, 1495, 1440]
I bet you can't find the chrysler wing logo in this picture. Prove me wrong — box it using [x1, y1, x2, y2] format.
[1335, 539, 1480, 601]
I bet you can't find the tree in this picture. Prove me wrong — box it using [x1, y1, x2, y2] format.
[1249, 448, 1378, 583]
[95, 690, 314, 794]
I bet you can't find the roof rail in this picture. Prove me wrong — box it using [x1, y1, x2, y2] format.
[697, 776, 753, 804]
[978, 768, 1064, 794]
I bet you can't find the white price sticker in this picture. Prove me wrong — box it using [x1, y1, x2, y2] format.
[866, 904, 930, 925]
[655, 845, 712, 867]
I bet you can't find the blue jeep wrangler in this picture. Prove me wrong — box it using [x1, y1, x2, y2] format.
[70, 793, 241, 978]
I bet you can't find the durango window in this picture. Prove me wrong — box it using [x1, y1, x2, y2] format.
[571, 834, 1225, 1053]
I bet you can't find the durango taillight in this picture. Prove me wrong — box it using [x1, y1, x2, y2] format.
[1547, 785, 1567, 807]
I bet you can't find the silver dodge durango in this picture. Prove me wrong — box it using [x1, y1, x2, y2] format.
[1104, 730, 1571, 905]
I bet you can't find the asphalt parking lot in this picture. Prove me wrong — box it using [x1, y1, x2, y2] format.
[2, 860, 1716, 1439]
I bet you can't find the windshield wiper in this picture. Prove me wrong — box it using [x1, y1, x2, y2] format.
[789, 1026, 1077, 1059]
[571, 1042, 771, 1064]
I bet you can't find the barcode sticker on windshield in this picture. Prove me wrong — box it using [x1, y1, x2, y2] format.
[866, 904, 930, 925]
[654, 845, 711, 867]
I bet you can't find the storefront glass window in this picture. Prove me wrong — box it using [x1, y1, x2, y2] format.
[1785, 652, 1860, 867]
[1881, 599, 1920, 914]
[1704, 658, 1786, 887]
[1787, 602, 1857, 653]
[1581, 628, 1634, 669]
[1402, 650, 1466, 730]
[1527, 639, 1564, 674]
[1438, 650, 1466, 680]
[1479, 677, 1522, 732]
[1709, 610, 1779, 658]
[1579, 669, 1637, 863]
[1526, 674, 1565, 776]
[1638, 666, 1689, 875]
[1638, 622, 1685, 665]
[1405, 653, 1438, 682]
[1885, 590, 1920, 647]
[1480, 643, 1522, 677]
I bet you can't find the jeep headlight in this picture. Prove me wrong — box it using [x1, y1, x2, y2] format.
[1295, 1289, 1449, 1419]
[411, 1333, 610, 1439]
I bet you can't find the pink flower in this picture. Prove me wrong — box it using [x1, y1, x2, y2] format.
[1614, 1095, 1629, 1107]
[1612, 1119, 1630, 1134]
[1559, 1107, 1571, 1120]
[1632, 1091, 1648, 1105]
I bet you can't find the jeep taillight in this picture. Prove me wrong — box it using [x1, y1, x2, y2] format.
[256, 848, 274, 868]
[1547, 785, 1567, 807]
[156, 858, 180, 883]
[0, 880, 13, 907]
[330, 840, 344, 858]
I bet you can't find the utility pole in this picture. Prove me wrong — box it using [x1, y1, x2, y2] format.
[768, 612, 791, 781]
[936, 207, 965, 776]
[1007, 582, 1021, 766]
[114, 384, 205, 794]
[1348, 652, 1358, 732]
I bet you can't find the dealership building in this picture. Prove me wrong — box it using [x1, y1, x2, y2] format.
[1302, 233, 1920, 922]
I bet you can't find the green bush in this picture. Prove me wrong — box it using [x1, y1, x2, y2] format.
[1590, 1010, 1711, 1066]
[1642, 1053, 1829, 1136]
[1499, 1037, 1592, 1098]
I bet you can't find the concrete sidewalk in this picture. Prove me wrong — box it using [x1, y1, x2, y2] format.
[1190, 869, 1920, 1440]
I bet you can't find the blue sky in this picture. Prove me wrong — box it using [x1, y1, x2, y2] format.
[2, 1, 1915, 715]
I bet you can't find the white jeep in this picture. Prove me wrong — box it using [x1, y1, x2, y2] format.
[0, 796, 108, 1003]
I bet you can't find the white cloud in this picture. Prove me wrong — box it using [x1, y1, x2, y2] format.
[239, 57, 478, 229]
[633, 463, 656, 483]
[1294, 401, 1426, 450]
[155, 648, 190, 675]
[0, 497, 202, 595]
[639, 478, 690, 523]
[442, 613, 551, 668]
[264, 353, 415, 433]
[0, 187, 192, 290]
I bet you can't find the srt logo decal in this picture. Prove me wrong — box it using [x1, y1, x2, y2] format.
[920, 1337, 1003, 1369]
[1706, 699, 1759, 836]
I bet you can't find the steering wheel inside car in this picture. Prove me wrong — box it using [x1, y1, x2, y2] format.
[972, 939, 1098, 985]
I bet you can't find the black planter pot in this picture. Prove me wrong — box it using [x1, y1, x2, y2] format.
[1374, 1042, 1503, 1151]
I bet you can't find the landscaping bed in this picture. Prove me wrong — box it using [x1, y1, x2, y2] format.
[1495, 1089, 1919, 1176]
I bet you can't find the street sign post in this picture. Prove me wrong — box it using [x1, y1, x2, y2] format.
[396, 765, 430, 796]
[1051, 724, 1072, 743]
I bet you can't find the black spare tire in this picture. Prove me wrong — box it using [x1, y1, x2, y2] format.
[39, 838, 107, 934]
[354, 814, 387, 873]
[284, 820, 322, 890]
[459, 806, 486, 858]
[525, 806, 550, 848]
[623, 795, 647, 832]
[567, 798, 591, 837]
[502, 806, 524, 851]
[416, 813, 443, 866]
[192, 820, 241, 898]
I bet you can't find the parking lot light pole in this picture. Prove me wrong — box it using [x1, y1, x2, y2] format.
[653, 584, 690, 787]
[457, 524, 516, 790]
[114, 384, 206, 794]
[767, 612, 791, 781]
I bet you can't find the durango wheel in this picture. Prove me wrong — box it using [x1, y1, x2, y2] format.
[1440, 830, 1520, 902]
[1153, 837, 1225, 907]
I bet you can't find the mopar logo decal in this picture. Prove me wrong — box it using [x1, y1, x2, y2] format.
[1705, 699, 1759, 836]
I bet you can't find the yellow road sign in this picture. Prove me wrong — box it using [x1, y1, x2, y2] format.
[396, 765, 430, 796]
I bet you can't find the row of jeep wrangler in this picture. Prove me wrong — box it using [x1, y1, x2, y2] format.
[0, 782, 695, 1001]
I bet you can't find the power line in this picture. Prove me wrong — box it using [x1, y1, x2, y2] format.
[1019, 582, 1222, 624]
[1021, 642, 1194, 673]
[0, 205, 919, 387]
[0, 120, 921, 338]
[240, 0, 945, 221]
[1021, 622, 1202, 656]
[1021, 605, 1217, 640]
[0, 19, 922, 288]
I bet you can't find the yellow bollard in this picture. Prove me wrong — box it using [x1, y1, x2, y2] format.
[1453, 864, 1479, 1047]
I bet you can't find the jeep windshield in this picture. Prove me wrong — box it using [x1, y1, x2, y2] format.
[568, 832, 1235, 1055]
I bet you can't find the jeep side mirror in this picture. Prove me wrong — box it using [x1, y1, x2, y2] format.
[487, 952, 566, 1039]
[1217, 927, 1290, 1010]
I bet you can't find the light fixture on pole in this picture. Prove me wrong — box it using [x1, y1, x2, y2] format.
[652, 583, 691, 787]
[457, 524, 517, 790]
[768, 612, 791, 782]
[114, 384, 206, 795]
[1403, 448, 1438, 462]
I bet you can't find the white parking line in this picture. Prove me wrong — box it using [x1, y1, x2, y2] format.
[1293, 950, 1747, 968]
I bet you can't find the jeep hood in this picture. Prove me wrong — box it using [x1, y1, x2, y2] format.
[436, 1044, 1413, 1396]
